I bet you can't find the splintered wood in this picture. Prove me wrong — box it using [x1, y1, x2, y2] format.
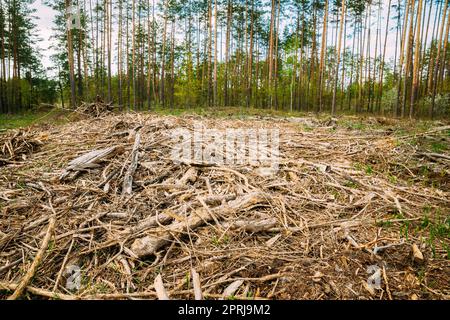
[0, 112, 449, 300]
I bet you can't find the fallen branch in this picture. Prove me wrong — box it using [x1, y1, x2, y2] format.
[8, 216, 56, 300]
[122, 133, 141, 196]
[60, 146, 124, 180]
[131, 192, 266, 257]
[222, 217, 278, 233]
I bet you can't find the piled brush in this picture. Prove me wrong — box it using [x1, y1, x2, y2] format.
[0, 130, 43, 166]
[0, 113, 448, 300]
[76, 97, 114, 118]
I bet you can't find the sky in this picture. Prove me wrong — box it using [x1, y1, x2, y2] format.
[30, 0, 441, 78]
[31, 1, 58, 74]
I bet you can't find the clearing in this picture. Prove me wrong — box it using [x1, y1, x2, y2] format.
[0, 107, 449, 300]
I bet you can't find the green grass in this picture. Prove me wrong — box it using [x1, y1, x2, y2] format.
[0, 108, 71, 130]
[150, 105, 309, 119]
[419, 213, 450, 258]
[430, 142, 447, 153]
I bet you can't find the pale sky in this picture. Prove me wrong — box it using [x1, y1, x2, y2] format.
[30, 0, 441, 78]
[31, 1, 58, 73]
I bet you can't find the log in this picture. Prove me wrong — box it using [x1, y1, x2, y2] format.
[125, 194, 237, 235]
[131, 192, 266, 257]
[122, 133, 141, 196]
[60, 146, 124, 180]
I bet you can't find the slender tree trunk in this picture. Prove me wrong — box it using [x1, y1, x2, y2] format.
[273, 0, 280, 109]
[339, 13, 347, 112]
[331, 0, 345, 115]
[430, 0, 448, 118]
[395, 0, 411, 117]
[66, 0, 77, 109]
[160, 9, 167, 107]
[170, 19, 175, 109]
[268, 0, 276, 109]
[224, 0, 231, 107]
[427, 0, 443, 95]
[213, 0, 218, 107]
[402, 0, 415, 118]
[438, 9, 450, 91]
[131, 0, 136, 109]
[318, 0, 329, 112]
[146, 0, 151, 110]
[377, 0, 392, 115]
[410, 0, 423, 119]
[118, 0, 123, 109]
[247, 0, 254, 109]
[107, 0, 112, 102]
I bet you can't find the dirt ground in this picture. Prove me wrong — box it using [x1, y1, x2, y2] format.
[0, 110, 449, 300]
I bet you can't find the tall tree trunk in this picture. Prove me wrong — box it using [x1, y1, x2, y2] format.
[170, 19, 175, 109]
[213, 0, 218, 107]
[0, 0, 6, 113]
[377, 0, 392, 115]
[273, 0, 280, 109]
[430, 0, 448, 118]
[410, 0, 423, 119]
[66, 0, 77, 109]
[107, 0, 112, 102]
[331, 0, 345, 115]
[268, 0, 276, 109]
[207, 0, 212, 107]
[317, 0, 328, 112]
[438, 8, 450, 91]
[146, 0, 151, 110]
[402, 0, 415, 118]
[131, 0, 136, 109]
[118, 0, 123, 109]
[224, 0, 231, 107]
[160, 8, 167, 107]
[247, 0, 254, 109]
[395, 0, 411, 117]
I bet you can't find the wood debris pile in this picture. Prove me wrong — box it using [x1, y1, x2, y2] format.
[0, 130, 43, 166]
[0, 113, 448, 300]
[76, 99, 114, 118]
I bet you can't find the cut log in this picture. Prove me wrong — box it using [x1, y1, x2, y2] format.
[131, 192, 266, 257]
[60, 146, 124, 180]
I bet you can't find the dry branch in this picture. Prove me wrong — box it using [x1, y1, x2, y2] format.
[60, 146, 124, 180]
[122, 132, 141, 196]
[131, 192, 266, 257]
[8, 217, 56, 300]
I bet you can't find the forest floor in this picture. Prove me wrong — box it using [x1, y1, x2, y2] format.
[0, 106, 449, 300]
